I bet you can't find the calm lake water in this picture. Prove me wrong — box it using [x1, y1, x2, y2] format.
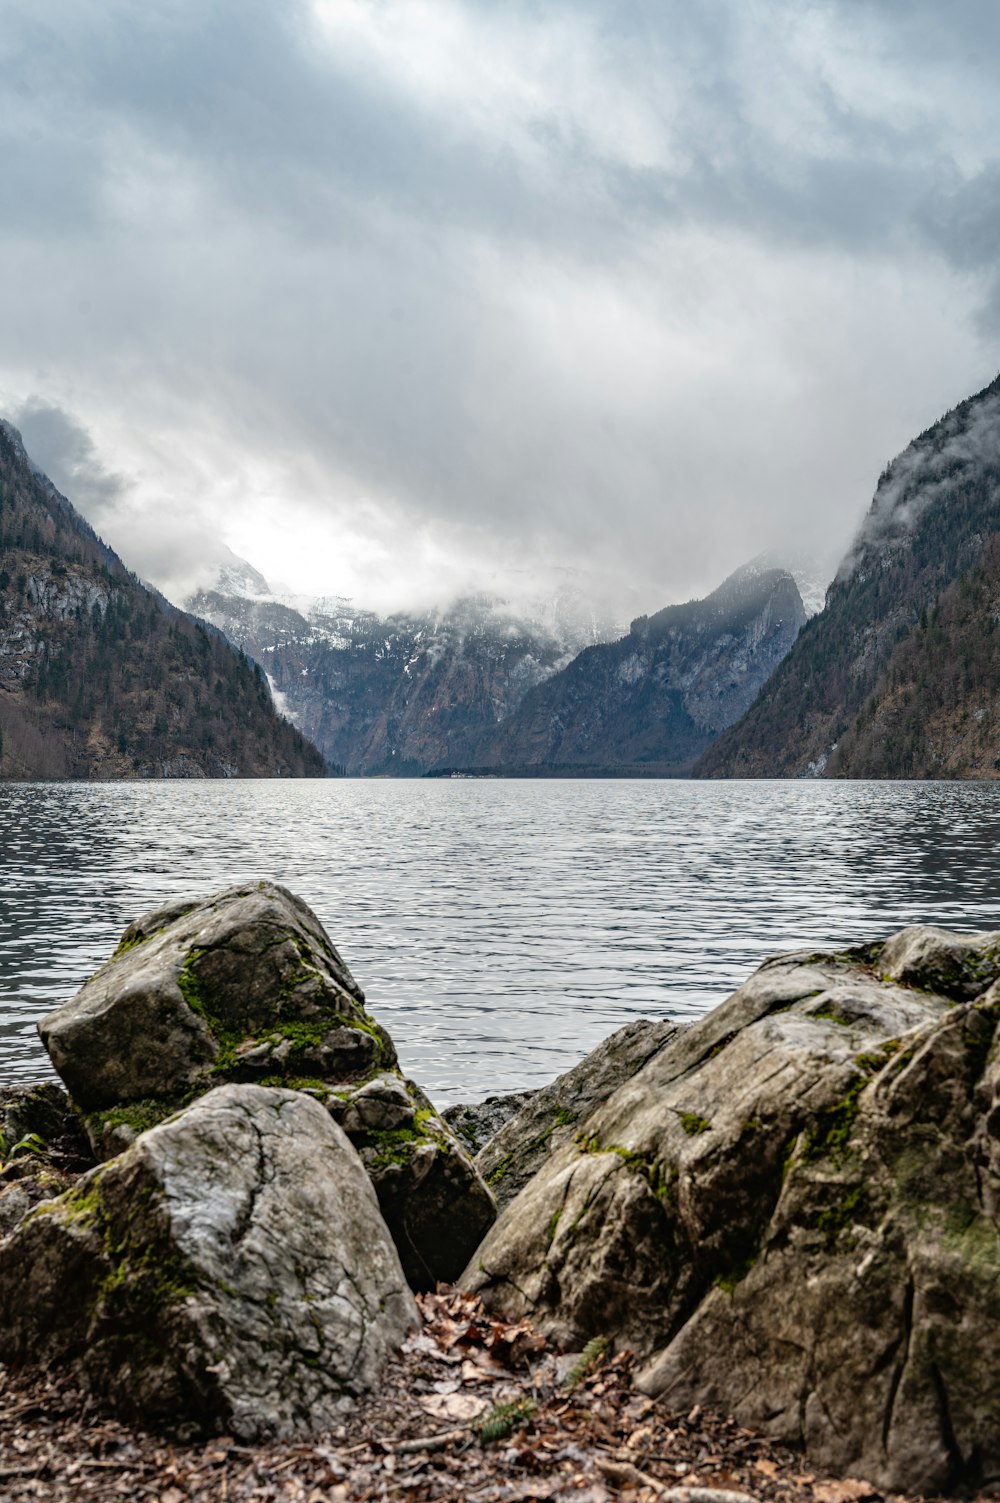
[2, 779, 1000, 1107]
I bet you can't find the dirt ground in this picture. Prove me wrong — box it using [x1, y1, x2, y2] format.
[0, 1290, 953, 1503]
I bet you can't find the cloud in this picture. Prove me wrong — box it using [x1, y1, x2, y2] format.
[12, 399, 129, 517]
[0, 0, 999, 613]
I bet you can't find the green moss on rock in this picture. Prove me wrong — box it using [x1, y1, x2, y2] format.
[802, 1075, 866, 1166]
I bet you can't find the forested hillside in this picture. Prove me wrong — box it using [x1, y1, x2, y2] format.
[832, 535, 1000, 777]
[696, 374, 1000, 779]
[0, 421, 326, 779]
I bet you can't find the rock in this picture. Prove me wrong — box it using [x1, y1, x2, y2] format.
[443, 1091, 536, 1156]
[0, 1084, 417, 1439]
[0, 1180, 38, 1237]
[39, 882, 394, 1124]
[329, 1073, 496, 1289]
[476, 1019, 683, 1209]
[38, 882, 495, 1288]
[878, 924, 1000, 999]
[463, 930, 1000, 1495]
[0, 1082, 95, 1239]
[0, 1081, 86, 1151]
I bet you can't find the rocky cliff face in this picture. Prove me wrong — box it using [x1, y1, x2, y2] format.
[193, 561, 804, 776]
[697, 373, 1000, 779]
[189, 571, 618, 775]
[0, 421, 326, 779]
[470, 564, 806, 774]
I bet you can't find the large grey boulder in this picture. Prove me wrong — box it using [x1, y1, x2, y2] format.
[475, 1019, 683, 1210]
[40, 882, 394, 1118]
[463, 928, 1000, 1495]
[38, 882, 495, 1289]
[0, 1085, 417, 1439]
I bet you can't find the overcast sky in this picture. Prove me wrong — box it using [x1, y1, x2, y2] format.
[2, 0, 1000, 615]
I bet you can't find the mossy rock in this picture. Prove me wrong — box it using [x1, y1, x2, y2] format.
[0, 1081, 92, 1169]
[475, 1018, 683, 1210]
[0, 1085, 417, 1438]
[39, 882, 395, 1118]
[464, 934, 1000, 1495]
[878, 924, 1000, 1000]
[330, 1073, 495, 1289]
[39, 883, 495, 1289]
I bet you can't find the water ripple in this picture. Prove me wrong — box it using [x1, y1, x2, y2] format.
[2, 779, 1000, 1105]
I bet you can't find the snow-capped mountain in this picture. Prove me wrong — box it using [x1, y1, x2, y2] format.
[187, 562, 623, 773]
[189, 553, 806, 776]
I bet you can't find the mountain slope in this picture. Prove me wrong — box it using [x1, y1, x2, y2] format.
[0, 421, 326, 779]
[189, 571, 618, 775]
[696, 373, 1000, 779]
[832, 535, 1000, 778]
[469, 564, 806, 774]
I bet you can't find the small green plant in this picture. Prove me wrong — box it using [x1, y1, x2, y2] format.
[475, 1397, 537, 1444]
[562, 1334, 609, 1391]
[0, 1129, 45, 1165]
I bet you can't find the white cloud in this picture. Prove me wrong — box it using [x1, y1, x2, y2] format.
[1, 0, 999, 616]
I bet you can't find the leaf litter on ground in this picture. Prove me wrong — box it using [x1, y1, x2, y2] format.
[0, 1287, 972, 1502]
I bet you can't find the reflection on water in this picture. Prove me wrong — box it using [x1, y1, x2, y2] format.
[2, 779, 1000, 1106]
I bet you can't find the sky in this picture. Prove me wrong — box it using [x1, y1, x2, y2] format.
[2, 0, 1000, 617]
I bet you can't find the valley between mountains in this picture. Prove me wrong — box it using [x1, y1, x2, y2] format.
[4, 370, 1000, 780]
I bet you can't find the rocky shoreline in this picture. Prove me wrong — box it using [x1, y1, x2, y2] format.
[3, 883, 1000, 1498]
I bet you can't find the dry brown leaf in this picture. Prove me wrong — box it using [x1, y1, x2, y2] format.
[812, 1481, 879, 1503]
[417, 1391, 489, 1422]
[754, 1459, 779, 1478]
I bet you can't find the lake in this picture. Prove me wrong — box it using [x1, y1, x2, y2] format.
[2, 779, 1000, 1108]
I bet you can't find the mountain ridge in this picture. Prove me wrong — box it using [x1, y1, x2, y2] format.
[194, 556, 806, 776]
[695, 372, 1000, 779]
[188, 571, 622, 775]
[0, 422, 327, 780]
[467, 562, 806, 774]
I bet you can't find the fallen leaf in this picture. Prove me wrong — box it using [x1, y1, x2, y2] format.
[813, 1481, 879, 1503]
[754, 1458, 780, 1478]
[461, 1354, 510, 1382]
[417, 1392, 489, 1422]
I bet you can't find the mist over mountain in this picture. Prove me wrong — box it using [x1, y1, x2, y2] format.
[466, 563, 806, 775]
[192, 557, 805, 777]
[0, 422, 326, 780]
[697, 374, 1000, 780]
[741, 550, 837, 620]
[188, 567, 622, 775]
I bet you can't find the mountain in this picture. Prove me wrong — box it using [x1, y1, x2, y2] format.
[188, 568, 622, 775]
[696, 373, 1000, 779]
[0, 421, 326, 779]
[741, 548, 837, 619]
[463, 563, 806, 774]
